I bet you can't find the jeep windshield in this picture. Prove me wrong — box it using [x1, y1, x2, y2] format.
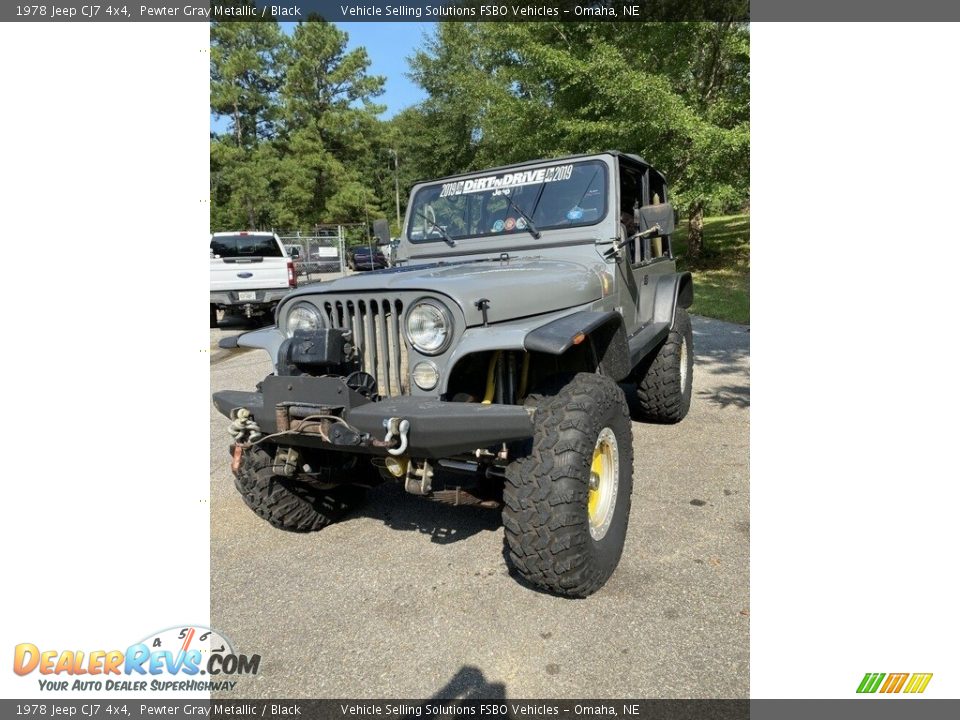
[407, 159, 607, 243]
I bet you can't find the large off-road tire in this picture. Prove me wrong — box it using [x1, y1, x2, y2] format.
[503, 373, 634, 598]
[233, 445, 367, 532]
[631, 306, 694, 423]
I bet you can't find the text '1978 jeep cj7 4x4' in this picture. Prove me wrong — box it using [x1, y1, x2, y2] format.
[214, 152, 693, 597]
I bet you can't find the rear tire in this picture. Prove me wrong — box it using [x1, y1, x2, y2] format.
[210, 304, 218, 329]
[233, 445, 367, 532]
[503, 373, 633, 598]
[631, 307, 694, 423]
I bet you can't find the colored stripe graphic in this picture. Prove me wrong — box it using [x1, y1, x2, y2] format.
[857, 672, 933, 694]
[880, 673, 909, 693]
[903, 673, 933, 694]
[857, 673, 885, 693]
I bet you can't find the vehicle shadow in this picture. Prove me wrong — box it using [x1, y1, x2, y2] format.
[406, 666, 507, 706]
[353, 481, 502, 545]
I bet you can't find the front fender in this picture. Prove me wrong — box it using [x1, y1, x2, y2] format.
[524, 310, 630, 381]
[523, 310, 620, 354]
[218, 326, 285, 369]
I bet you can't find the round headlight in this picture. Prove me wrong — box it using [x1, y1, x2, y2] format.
[406, 299, 452, 354]
[412, 361, 440, 391]
[286, 303, 322, 338]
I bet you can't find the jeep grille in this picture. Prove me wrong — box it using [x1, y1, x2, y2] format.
[320, 297, 409, 397]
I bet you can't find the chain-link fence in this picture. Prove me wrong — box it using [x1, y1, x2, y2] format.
[278, 223, 390, 282]
[276, 224, 347, 282]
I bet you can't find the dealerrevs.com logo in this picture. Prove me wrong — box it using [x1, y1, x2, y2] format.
[13, 626, 259, 692]
[857, 672, 933, 694]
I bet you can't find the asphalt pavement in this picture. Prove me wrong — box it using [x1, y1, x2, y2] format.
[209, 314, 750, 699]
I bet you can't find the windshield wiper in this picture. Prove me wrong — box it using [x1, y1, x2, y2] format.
[416, 211, 456, 247]
[503, 191, 542, 240]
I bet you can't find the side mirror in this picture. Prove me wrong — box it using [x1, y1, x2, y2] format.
[373, 219, 391, 246]
[637, 202, 675, 236]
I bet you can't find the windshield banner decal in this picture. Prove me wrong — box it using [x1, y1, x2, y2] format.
[439, 164, 574, 198]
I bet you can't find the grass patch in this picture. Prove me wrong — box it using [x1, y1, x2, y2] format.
[672, 213, 750, 325]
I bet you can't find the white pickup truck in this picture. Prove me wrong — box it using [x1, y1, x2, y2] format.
[210, 231, 296, 327]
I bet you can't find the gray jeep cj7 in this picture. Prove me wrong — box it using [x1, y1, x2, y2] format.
[214, 151, 693, 597]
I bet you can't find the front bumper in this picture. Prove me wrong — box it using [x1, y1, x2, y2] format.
[213, 375, 534, 459]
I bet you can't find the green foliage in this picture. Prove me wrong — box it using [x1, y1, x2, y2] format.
[210, 17, 286, 148]
[210, 140, 280, 229]
[211, 20, 388, 230]
[282, 22, 385, 127]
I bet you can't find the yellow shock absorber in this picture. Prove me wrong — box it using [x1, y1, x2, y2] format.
[481, 351, 501, 405]
[518, 352, 530, 400]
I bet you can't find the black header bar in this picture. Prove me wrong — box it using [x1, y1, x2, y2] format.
[7, 0, 960, 23]
[4, 699, 960, 720]
[4, 1, 750, 22]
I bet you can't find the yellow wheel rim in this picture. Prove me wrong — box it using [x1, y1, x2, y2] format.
[587, 427, 620, 541]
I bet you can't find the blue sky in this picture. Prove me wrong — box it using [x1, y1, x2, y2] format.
[341, 22, 434, 117]
[210, 22, 434, 134]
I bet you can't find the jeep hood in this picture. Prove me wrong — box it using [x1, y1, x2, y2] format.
[285, 258, 603, 326]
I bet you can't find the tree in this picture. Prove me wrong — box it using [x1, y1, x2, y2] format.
[210, 20, 388, 231]
[638, 22, 749, 258]
[210, 19, 286, 148]
[210, 17, 287, 227]
[275, 21, 386, 226]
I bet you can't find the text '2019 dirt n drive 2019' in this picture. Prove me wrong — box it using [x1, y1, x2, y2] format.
[213, 152, 694, 597]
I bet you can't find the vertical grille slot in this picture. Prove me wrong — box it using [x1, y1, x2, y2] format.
[350, 301, 362, 362]
[318, 302, 332, 329]
[394, 300, 408, 395]
[373, 299, 390, 396]
[363, 300, 377, 390]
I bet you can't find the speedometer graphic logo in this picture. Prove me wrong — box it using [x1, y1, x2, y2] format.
[134, 625, 258, 677]
[137, 625, 236, 675]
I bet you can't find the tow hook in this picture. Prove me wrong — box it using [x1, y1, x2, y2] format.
[228, 408, 262, 445]
[384, 417, 410, 456]
[228, 408, 262, 475]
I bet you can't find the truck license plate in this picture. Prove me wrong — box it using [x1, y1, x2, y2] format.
[238, 291, 256, 301]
